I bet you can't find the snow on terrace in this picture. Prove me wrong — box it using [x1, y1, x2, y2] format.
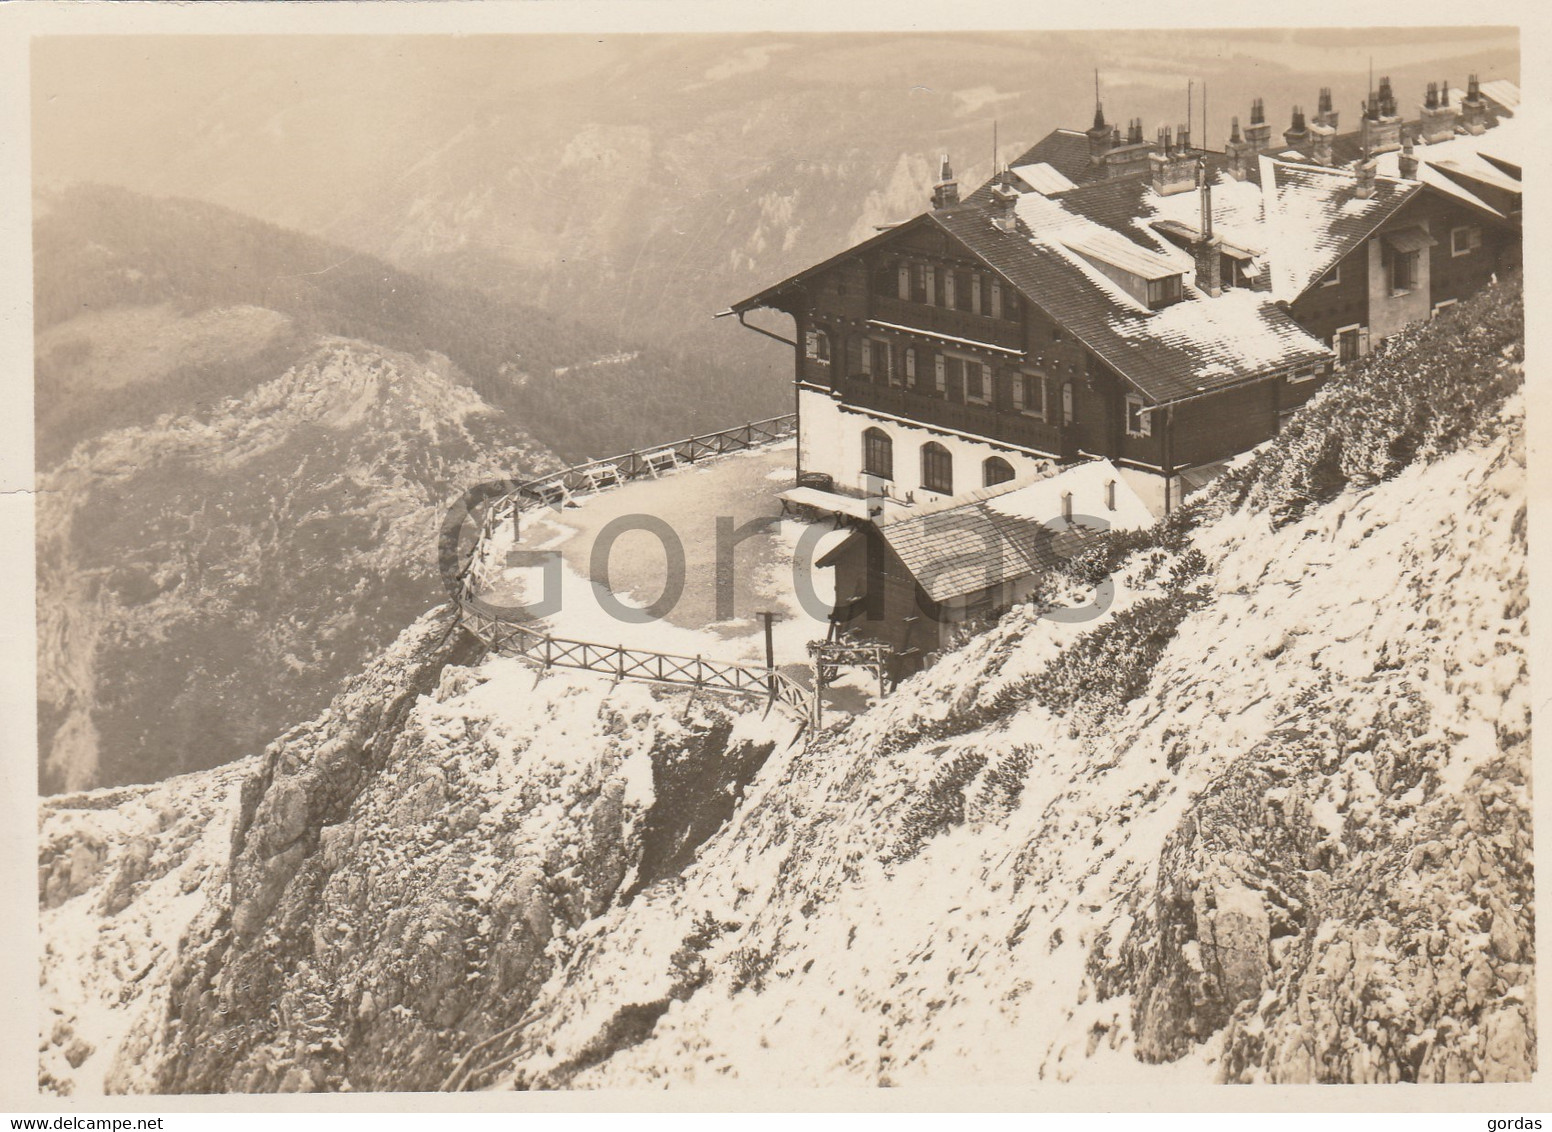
[471, 440, 854, 690]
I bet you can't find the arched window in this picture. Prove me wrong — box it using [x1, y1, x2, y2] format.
[862, 428, 893, 480]
[921, 442, 953, 495]
[983, 456, 1015, 487]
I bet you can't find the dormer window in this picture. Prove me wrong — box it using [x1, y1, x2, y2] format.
[1146, 275, 1183, 309]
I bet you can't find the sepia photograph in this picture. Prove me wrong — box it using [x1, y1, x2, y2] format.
[4, 2, 1540, 1113]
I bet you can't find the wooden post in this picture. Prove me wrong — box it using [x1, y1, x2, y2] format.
[759, 611, 777, 700]
[617, 645, 626, 681]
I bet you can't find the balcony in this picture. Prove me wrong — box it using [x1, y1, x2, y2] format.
[840, 378, 1068, 458]
[868, 295, 1025, 352]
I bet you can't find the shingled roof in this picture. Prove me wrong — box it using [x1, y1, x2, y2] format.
[836, 458, 1151, 603]
[934, 195, 1331, 403]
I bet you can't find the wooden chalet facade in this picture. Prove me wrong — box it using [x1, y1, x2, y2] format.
[727, 75, 1521, 518]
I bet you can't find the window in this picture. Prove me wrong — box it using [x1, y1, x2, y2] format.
[921, 442, 953, 495]
[1125, 394, 1153, 438]
[1321, 263, 1341, 287]
[1011, 372, 1046, 418]
[1334, 324, 1364, 366]
[1287, 365, 1322, 385]
[874, 262, 897, 297]
[1451, 226, 1481, 256]
[964, 359, 989, 404]
[933, 354, 947, 395]
[897, 264, 911, 301]
[863, 428, 893, 480]
[911, 264, 927, 304]
[873, 339, 893, 383]
[1390, 249, 1420, 294]
[955, 271, 973, 312]
[1146, 275, 1183, 308]
[804, 329, 830, 363]
[1433, 299, 1459, 318]
[983, 456, 1015, 487]
[904, 348, 917, 385]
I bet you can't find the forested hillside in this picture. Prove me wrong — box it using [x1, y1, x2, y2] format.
[35, 184, 781, 465]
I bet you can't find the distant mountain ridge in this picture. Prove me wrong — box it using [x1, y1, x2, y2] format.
[33, 186, 593, 791]
[34, 184, 782, 465]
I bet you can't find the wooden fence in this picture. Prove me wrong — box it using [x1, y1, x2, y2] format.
[460, 601, 811, 714]
[453, 413, 812, 718]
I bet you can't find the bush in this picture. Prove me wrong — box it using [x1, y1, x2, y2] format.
[1203, 271, 1523, 528]
[889, 750, 989, 862]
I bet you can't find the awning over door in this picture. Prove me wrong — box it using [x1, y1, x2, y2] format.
[1383, 226, 1439, 254]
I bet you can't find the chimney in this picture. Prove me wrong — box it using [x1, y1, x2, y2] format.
[1378, 75, 1397, 118]
[1225, 115, 1255, 180]
[1361, 75, 1403, 153]
[1420, 78, 1460, 143]
[931, 154, 960, 210]
[1315, 86, 1339, 132]
[1309, 119, 1335, 165]
[1355, 156, 1378, 200]
[1193, 160, 1223, 297]
[1283, 105, 1309, 150]
[1244, 97, 1272, 154]
[1461, 73, 1490, 135]
[1150, 127, 1196, 195]
[990, 180, 1020, 232]
[1128, 118, 1144, 145]
[1177, 121, 1192, 153]
[1398, 130, 1418, 179]
[1087, 95, 1113, 162]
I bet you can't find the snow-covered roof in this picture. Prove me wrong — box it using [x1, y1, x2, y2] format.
[862, 458, 1151, 602]
[1010, 162, 1078, 196]
[1259, 155, 1419, 301]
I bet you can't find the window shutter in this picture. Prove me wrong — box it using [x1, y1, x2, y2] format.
[944, 271, 956, 309]
[860, 338, 872, 375]
[1010, 373, 1025, 412]
[991, 279, 1003, 319]
[934, 354, 946, 393]
[905, 348, 916, 382]
[898, 265, 910, 300]
[845, 335, 862, 375]
[972, 274, 983, 314]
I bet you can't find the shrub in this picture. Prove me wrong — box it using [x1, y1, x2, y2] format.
[889, 750, 989, 862]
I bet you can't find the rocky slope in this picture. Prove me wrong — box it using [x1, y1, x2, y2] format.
[39, 279, 1529, 1091]
[37, 337, 557, 792]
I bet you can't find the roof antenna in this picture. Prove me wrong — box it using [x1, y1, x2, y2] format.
[1188, 79, 1193, 146]
[993, 118, 999, 179]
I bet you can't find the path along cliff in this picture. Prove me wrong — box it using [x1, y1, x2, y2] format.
[39, 275, 1529, 1091]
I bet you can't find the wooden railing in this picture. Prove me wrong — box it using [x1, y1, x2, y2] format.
[460, 600, 811, 715]
[453, 413, 814, 719]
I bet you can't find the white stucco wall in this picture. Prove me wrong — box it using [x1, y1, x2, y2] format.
[797, 387, 1057, 501]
